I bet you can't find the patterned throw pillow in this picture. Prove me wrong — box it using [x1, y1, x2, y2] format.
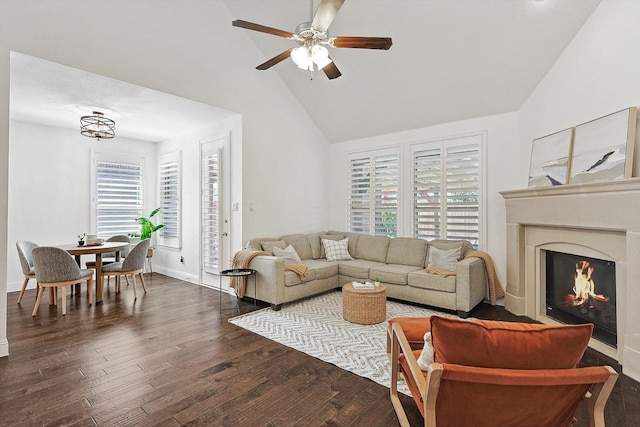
[321, 238, 353, 261]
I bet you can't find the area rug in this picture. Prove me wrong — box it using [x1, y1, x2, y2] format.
[229, 290, 459, 396]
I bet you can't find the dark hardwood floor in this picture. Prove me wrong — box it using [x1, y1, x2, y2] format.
[1, 274, 638, 426]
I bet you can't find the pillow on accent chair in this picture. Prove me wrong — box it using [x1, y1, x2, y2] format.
[273, 245, 302, 264]
[429, 316, 593, 369]
[321, 238, 353, 261]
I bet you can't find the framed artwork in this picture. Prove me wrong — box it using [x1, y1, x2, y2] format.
[528, 128, 574, 188]
[569, 107, 637, 184]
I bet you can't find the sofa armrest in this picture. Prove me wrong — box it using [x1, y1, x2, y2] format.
[245, 255, 286, 306]
[455, 256, 488, 314]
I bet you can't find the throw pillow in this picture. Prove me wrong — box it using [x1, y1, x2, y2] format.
[322, 238, 353, 261]
[319, 234, 344, 258]
[416, 331, 434, 370]
[273, 245, 302, 264]
[429, 315, 593, 369]
[261, 240, 287, 254]
[427, 246, 461, 271]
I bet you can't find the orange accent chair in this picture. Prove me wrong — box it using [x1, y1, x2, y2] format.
[389, 316, 618, 427]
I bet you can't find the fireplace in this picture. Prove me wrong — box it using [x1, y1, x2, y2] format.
[501, 178, 640, 383]
[545, 250, 616, 347]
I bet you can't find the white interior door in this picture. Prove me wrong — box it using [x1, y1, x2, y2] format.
[200, 135, 229, 288]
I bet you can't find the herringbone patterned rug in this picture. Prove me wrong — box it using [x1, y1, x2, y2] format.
[229, 290, 458, 395]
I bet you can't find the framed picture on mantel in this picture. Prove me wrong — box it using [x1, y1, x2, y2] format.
[569, 107, 637, 185]
[528, 128, 574, 188]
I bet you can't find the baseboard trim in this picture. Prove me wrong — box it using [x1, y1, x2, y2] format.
[0, 338, 9, 357]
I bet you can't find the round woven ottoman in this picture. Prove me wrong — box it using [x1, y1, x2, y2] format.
[342, 282, 387, 324]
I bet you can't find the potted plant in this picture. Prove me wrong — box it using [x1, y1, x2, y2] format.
[77, 233, 86, 246]
[374, 276, 381, 287]
[128, 207, 164, 257]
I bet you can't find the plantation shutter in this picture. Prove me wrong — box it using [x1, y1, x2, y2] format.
[158, 152, 181, 248]
[445, 143, 480, 243]
[412, 136, 481, 246]
[202, 148, 220, 272]
[95, 160, 144, 238]
[348, 149, 399, 237]
[348, 156, 371, 234]
[412, 146, 443, 240]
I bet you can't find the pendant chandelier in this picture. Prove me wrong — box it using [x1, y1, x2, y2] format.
[80, 111, 115, 141]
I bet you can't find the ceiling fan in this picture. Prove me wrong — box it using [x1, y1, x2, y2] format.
[232, 0, 392, 80]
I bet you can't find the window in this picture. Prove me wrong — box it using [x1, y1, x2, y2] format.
[348, 148, 399, 237]
[92, 154, 144, 238]
[158, 151, 181, 249]
[412, 134, 482, 247]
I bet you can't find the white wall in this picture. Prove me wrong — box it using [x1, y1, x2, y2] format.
[6, 120, 157, 291]
[155, 115, 243, 284]
[328, 112, 520, 286]
[519, 0, 640, 166]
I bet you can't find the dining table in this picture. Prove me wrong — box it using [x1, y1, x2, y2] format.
[57, 241, 130, 303]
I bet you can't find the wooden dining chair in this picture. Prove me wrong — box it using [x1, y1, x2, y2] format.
[31, 246, 94, 316]
[16, 240, 39, 304]
[102, 239, 150, 299]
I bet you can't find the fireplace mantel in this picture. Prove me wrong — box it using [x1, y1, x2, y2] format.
[501, 178, 640, 382]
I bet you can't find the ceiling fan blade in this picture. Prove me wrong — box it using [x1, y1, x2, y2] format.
[322, 60, 342, 80]
[256, 49, 294, 70]
[312, 0, 345, 33]
[232, 20, 294, 39]
[332, 36, 393, 50]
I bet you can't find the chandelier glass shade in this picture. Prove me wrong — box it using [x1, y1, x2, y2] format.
[80, 111, 115, 140]
[291, 44, 332, 71]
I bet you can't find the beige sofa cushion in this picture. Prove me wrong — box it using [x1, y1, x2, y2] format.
[386, 237, 428, 267]
[370, 264, 423, 285]
[281, 234, 313, 260]
[355, 235, 390, 263]
[304, 259, 339, 280]
[408, 270, 456, 292]
[338, 259, 385, 280]
[284, 268, 316, 286]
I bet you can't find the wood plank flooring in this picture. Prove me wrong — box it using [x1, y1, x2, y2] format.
[2, 274, 638, 426]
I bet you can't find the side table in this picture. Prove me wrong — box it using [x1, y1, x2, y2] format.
[219, 268, 257, 313]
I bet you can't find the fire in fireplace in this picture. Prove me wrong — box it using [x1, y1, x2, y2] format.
[545, 250, 616, 347]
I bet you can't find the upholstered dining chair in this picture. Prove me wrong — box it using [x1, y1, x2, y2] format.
[85, 234, 131, 291]
[31, 246, 94, 316]
[85, 234, 130, 268]
[101, 239, 149, 299]
[16, 240, 39, 304]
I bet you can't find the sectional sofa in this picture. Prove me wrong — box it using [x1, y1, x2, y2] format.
[243, 230, 489, 317]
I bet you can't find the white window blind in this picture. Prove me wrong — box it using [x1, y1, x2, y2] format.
[348, 149, 399, 237]
[158, 152, 181, 249]
[202, 148, 220, 272]
[412, 136, 481, 247]
[95, 159, 144, 238]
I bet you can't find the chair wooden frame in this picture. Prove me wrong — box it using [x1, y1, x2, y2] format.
[16, 241, 39, 304]
[32, 276, 93, 316]
[389, 322, 619, 427]
[102, 267, 146, 299]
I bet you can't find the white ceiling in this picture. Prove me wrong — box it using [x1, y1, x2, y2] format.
[9, 0, 601, 144]
[9, 52, 238, 143]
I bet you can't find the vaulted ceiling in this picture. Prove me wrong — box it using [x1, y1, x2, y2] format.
[223, 0, 600, 142]
[9, 0, 601, 144]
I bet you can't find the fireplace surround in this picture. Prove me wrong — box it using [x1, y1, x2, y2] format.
[501, 178, 640, 382]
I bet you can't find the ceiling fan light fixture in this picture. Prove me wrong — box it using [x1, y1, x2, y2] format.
[291, 46, 314, 70]
[311, 44, 332, 69]
[80, 111, 115, 141]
